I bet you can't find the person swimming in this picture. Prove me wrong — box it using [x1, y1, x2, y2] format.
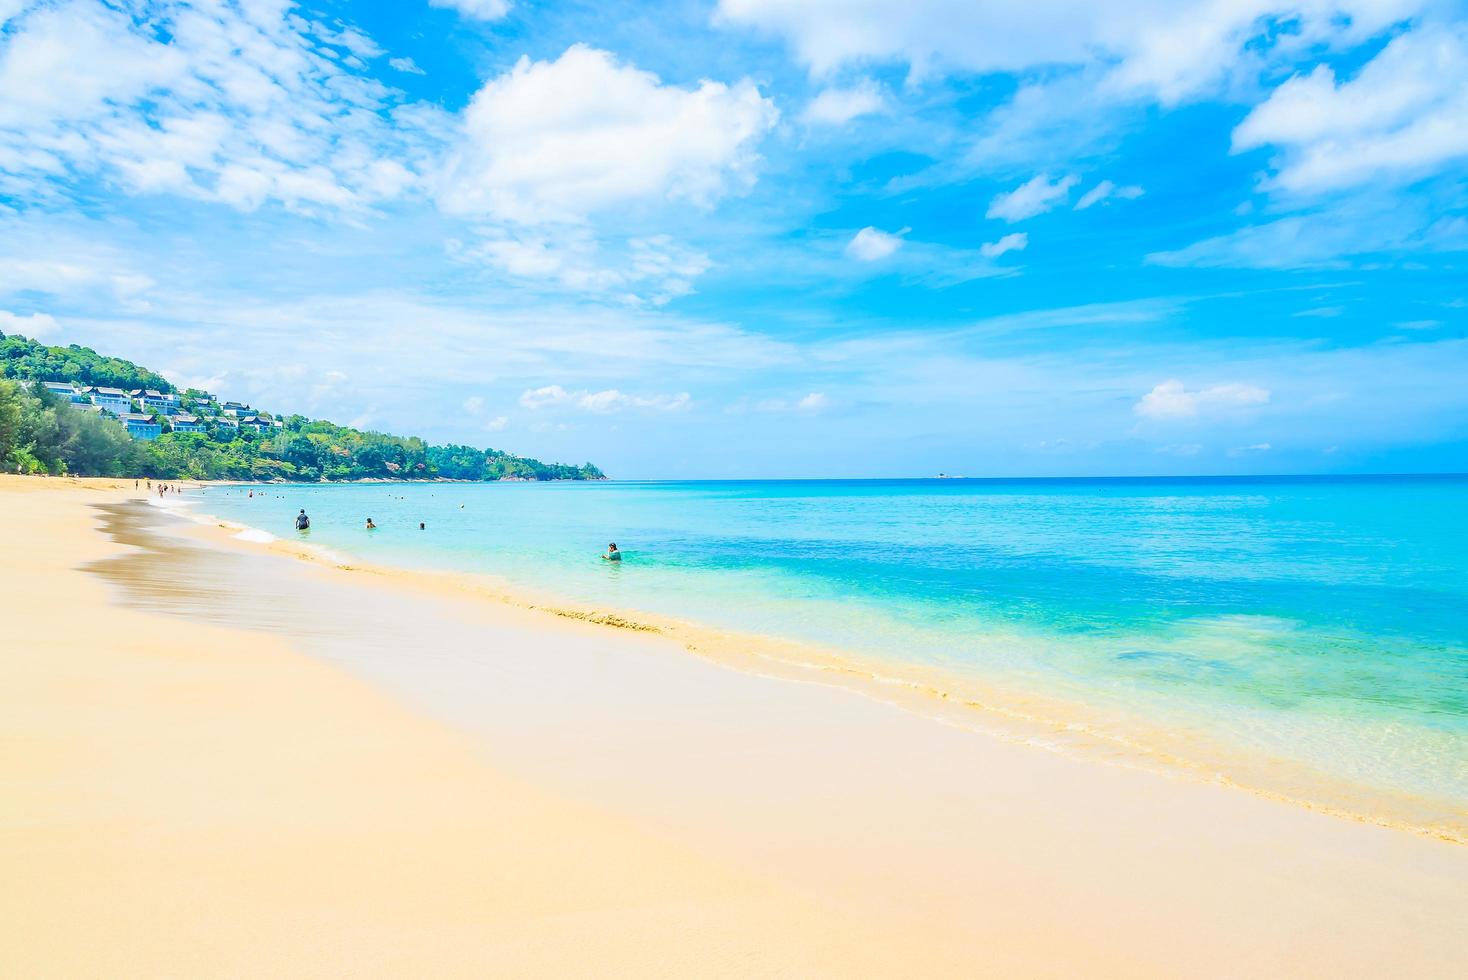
[295, 509, 310, 531]
[366, 517, 377, 529]
[602, 542, 621, 562]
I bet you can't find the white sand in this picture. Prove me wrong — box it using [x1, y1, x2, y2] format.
[3, 475, 1467, 978]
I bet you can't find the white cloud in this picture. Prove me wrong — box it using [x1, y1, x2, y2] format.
[1156, 442, 1204, 456]
[1294, 305, 1345, 318]
[316, 24, 384, 60]
[956, 71, 1131, 177]
[451, 229, 711, 305]
[435, 46, 767, 304]
[1233, 23, 1468, 195]
[453, 231, 615, 292]
[0, 0, 440, 214]
[0, 309, 59, 338]
[718, 0, 1113, 80]
[752, 391, 830, 413]
[796, 392, 828, 411]
[1074, 179, 1144, 210]
[1134, 379, 1271, 420]
[801, 79, 888, 125]
[439, 45, 778, 223]
[627, 235, 713, 304]
[1228, 442, 1273, 456]
[1395, 319, 1443, 330]
[1101, 2, 1423, 106]
[519, 385, 571, 409]
[716, 0, 1419, 100]
[979, 232, 1028, 258]
[389, 57, 426, 75]
[520, 385, 692, 413]
[462, 392, 512, 430]
[430, 0, 513, 20]
[845, 226, 907, 261]
[0, 252, 154, 304]
[987, 174, 1079, 222]
[1147, 194, 1468, 270]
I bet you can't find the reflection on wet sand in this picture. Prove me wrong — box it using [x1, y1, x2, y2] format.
[61, 493, 1468, 980]
[87, 501, 349, 640]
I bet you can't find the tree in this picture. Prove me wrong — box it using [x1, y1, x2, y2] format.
[0, 379, 22, 469]
[0, 334, 173, 391]
[56, 409, 138, 476]
[1, 332, 606, 482]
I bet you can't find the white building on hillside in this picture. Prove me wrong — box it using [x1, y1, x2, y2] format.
[87, 387, 132, 413]
[119, 413, 161, 440]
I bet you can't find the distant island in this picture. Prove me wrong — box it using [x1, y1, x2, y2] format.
[0, 331, 605, 482]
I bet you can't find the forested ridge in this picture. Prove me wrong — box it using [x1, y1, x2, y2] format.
[0, 332, 605, 481]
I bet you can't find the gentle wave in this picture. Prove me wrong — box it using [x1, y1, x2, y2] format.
[181, 478, 1468, 842]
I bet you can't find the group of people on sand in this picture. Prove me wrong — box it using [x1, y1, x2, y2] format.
[289, 507, 625, 562]
[137, 478, 179, 498]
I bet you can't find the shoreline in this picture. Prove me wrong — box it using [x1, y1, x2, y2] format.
[6, 476, 1468, 976]
[1, 477, 963, 977]
[174, 487, 1468, 845]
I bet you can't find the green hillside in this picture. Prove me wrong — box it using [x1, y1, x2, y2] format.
[0, 331, 605, 482]
[0, 334, 174, 392]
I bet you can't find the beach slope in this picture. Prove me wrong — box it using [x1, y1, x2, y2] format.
[0, 478, 953, 977]
[2, 476, 1466, 978]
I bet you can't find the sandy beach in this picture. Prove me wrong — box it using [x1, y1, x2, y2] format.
[3, 476, 1467, 978]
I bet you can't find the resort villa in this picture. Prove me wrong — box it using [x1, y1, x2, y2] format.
[119, 413, 162, 440]
[238, 415, 283, 433]
[130, 389, 181, 414]
[21, 378, 288, 443]
[31, 381, 131, 413]
[85, 386, 132, 413]
[40, 381, 90, 404]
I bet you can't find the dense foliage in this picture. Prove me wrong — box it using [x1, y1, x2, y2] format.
[0, 334, 175, 392]
[0, 380, 138, 477]
[133, 421, 602, 482]
[0, 333, 605, 482]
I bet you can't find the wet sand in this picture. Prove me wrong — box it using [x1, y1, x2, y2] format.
[4, 476, 1468, 977]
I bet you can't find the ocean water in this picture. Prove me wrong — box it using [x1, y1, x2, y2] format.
[187, 476, 1468, 833]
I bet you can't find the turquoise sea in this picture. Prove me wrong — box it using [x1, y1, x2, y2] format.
[187, 475, 1468, 834]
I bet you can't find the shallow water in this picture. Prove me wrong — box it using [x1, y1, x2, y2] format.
[187, 476, 1468, 830]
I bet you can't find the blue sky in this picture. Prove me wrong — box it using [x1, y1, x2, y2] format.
[1, 0, 1465, 478]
